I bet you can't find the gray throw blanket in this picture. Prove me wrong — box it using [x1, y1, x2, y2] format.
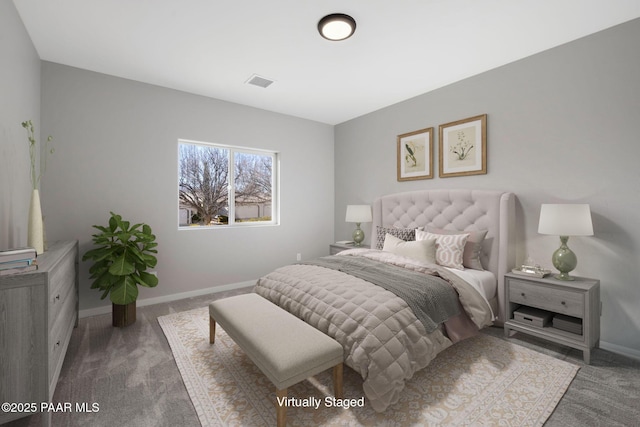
[300, 255, 460, 333]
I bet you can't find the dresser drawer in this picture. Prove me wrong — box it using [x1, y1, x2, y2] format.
[509, 279, 584, 318]
[48, 250, 76, 325]
[49, 289, 76, 386]
[49, 274, 75, 326]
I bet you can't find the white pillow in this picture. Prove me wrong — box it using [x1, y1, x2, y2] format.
[416, 230, 469, 270]
[382, 233, 436, 264]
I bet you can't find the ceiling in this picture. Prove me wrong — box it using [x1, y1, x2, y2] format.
[14, 0, 640, 125]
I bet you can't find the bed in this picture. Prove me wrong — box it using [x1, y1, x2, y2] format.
[254, 189, 515, 412]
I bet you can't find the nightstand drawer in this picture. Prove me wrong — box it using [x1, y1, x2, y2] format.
[509, 279, 584, 318]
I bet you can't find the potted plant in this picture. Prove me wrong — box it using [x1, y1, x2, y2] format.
[82, 212, 158, 327]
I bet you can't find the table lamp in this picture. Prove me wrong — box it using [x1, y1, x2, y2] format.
[538, 204, 593, 280]
[345, 205, 372, 246]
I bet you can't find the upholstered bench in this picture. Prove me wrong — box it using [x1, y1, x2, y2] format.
[208, 293, 344, 427]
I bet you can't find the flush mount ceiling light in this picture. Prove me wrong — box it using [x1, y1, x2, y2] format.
[318, 13, 356, 41]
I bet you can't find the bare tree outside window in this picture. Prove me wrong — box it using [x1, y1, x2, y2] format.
[234, 152, 273, 222]
[178, 141, 277, 227]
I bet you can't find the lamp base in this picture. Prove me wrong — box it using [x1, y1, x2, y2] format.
[352, 223, 364, 246]
[552, 236, 577, 281]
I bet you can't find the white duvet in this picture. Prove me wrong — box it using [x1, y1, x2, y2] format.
[253, 249, 493, 412]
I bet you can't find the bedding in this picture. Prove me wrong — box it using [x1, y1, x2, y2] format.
[300, 254, 460, 333]
[446, 267, 497, 305]
[254, 248, 493, 412]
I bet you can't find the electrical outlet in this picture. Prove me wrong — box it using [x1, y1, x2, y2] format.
[296, 253, 302, 261]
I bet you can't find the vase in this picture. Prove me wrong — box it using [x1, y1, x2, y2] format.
[27, 189, 44, 254]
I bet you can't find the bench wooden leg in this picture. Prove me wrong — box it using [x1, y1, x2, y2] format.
[209, 316, 216, 344]
[333, 363, 343, 399]
[276, 387, 287, 427]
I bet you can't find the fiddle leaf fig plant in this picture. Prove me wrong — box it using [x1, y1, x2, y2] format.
[82, 212, 158, 306]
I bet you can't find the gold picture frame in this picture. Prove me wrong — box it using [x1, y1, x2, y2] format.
[397, 127, 433, 181]
[439, 114, 487, 178]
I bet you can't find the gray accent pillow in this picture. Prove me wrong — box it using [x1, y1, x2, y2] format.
[375, 226, 416, 250]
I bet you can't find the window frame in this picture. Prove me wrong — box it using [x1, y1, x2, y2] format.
[178, 138, 279, 229]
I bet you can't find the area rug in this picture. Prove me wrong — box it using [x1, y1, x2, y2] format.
[159, 307, 579, 427]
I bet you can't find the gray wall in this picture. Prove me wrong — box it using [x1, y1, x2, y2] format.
[335, 18, 640, 358]
[0, 1, 41, 250]
[40, 63, 334, 313]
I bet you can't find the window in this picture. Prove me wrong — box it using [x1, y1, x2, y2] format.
[178, 140, 278, 228]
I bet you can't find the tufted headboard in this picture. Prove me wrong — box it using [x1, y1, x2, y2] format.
[371, 189, 516, 323]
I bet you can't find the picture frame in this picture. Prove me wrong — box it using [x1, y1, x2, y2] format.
[397, 127, 433, 181]
[439, 114, 487, 178]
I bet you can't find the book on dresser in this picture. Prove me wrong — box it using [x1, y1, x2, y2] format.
[0, 247, 37, 275]
[0, 246, 36, 261]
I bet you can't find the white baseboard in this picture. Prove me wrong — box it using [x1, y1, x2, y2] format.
[600, 340, 640, 362]
[79, 280, 256, 319]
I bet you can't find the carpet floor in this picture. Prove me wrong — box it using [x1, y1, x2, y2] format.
[5, 287, 640, 427]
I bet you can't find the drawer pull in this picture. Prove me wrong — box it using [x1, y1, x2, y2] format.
[521, 292, 526, 297]
[561, 301, 566, 306]
[55, 294, 60, 301]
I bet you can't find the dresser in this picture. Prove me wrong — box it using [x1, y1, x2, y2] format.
[0, 240, 79, 425]
[503, 272, 600, 364]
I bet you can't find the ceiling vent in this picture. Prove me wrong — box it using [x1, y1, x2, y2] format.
[245, 74, 275, 88]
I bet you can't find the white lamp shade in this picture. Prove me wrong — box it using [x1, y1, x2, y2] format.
[538, 204, 594, 236]
[345, 205, 372, 223]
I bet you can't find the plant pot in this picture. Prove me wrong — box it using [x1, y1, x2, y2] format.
[112, 302, 136, 327]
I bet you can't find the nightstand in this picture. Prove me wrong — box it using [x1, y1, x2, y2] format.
[503, 272, 600, 364]
[329, 243, 369, 255]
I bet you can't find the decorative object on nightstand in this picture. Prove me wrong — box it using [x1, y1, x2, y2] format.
[512, 254, 551, 278]
[345, 204, 372, 247]
[538, 204, 593, 281]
